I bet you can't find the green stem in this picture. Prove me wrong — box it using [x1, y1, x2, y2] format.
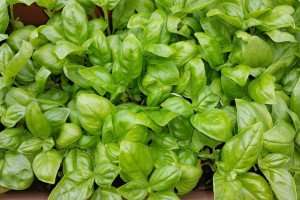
[103, 8, 111, 35]
[9, 4, 15, 29]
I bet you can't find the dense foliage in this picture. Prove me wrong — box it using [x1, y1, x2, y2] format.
[1, 0, 300, 199]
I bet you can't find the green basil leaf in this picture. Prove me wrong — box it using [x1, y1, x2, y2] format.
[48, 171, 94, 200]
[33, 44, 64, 75]
[161, 96, 193, 117]
[0, 152, 33, 190]
[76, 92, 114, 134]
[7, 26, 35, 51]
[291, 78, 300, 118]
[236, 99, 273, 131]
[56, 123, 82, 149]
[147, 191, 180, 200]
[248, 74, 276, 104]
[1, 104, 25, 128]
[63, 149, 93, 175]
[229, 31, 273, 68]
[118, 180, 148, 200]
[149, 165, 181, 192]
[62, 1, 88, 44]
[195, 32, 224, 68]
[32, 150, 63, 184]
[266, 30, 297, 43]
[220, 123, 263, 174]
[175, 164, 202, 195]
[0, 128, 25, 151]
[91, 187, 122, 200]
[120, 141, 153, 181]
[263, 121, 296, 155]
[191, 108, 233, 142]
[4, 41, 33, 85]
[94, 142, 119, 187]
[25, 101, 52, 139]
[0, 0, 9, 34]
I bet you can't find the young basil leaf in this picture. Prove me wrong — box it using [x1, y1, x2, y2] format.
[259, 167, 297, 200]
[161, 96, 193, 117]
[91, 187, 122, 200]
[0, 128, 25, 151]
[16, 60, 36, 85]
[176, 56, 206, 101]
[143, 10, 170, 44]
[54, 40, 84, 60]
[266, 30, 297, 43]
[1, 104, 25, 128]
[248, 74, 276, 104]
[63, 63, 90, 88]
[25, 101, 52, 139]
[213, 172, 242, 200]
[0, 152, 33, 190]
[113, 0, 154, 30]
[56, 123, 82, 149]
[151, 133, 178, 150]
[147, 191, 180, 200]
[91, 0, 121, 10]
[214, 171, 273, 200]
[200, 17, 232, 53]
[18, 137, 45, 155]
[149, 165, 181, 192]
[48, 170, 94, 200]
[291, 78, 300, 118]
[229, 31, 273, 68]
[193, 86, 220, 112]
[85, 30, 112, 66]
[150, 147, 178, 168]
[257, 5, 295, 31]
[263, 121, 296, 155]
[62, 1, 88, 44]
[44, 107, 70, 132]
[0, 0, 9, 34]
[195, 32, 224, 68]
[221, 75, 247, 99]
[170, 41, 198, 67]
[191, 109, 233, 142]
[259, 153, 290, 169]
[236, 99, 273, 131]
[32, 150, 63, 184]
[33, 44, 64, 75]
[63, 149, 93, 175]
[169, 116, 194, 140]
[175, 164, 202, 195]
[76, 92, 114, 134]
[88, 19, 108, 34]
[79, 66, 116, 95]
[142, 60, 179, 106]
[37, 88, 70, 110]
[115, 33, 143, 84]
[5, 88, 32, 107]
[220, 123, 263, 174]
[206, 3, 244, 29]
[221, 65, 251, 87]
[145, 43, 174, 58]
[7, 26, 35, 51]
[118, 180, 148, 200]
[239, 172, 273, 200]
[0, 43, 14, 74]
[94, 142, 119, 187]
[4, 41, 33, 85]
[120, 141, 153, 181]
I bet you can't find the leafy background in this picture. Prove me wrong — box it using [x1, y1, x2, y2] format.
[0, 0, 300, 200]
